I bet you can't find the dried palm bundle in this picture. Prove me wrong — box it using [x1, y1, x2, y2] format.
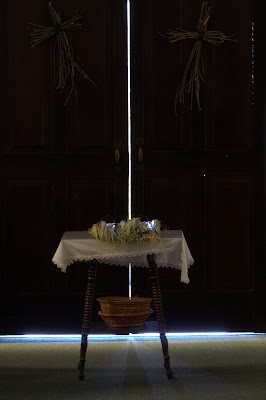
[165, 2, 235, 112]
[89, 218, 161, 245]
[27, 1, 96, 105]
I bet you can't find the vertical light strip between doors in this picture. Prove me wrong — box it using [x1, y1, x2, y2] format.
[127, 0, 132, 299]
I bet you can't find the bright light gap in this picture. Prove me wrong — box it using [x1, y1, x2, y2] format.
[127, 0, 132, 300]
[127, 0, 132, 222]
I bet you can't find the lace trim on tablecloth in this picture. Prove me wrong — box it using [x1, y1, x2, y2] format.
[52, 244, 182, 270]
[52, 257, 191, 284]
[52, 257, 187, 270]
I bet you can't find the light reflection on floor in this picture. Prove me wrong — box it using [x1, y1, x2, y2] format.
[0, 332, 264, 342]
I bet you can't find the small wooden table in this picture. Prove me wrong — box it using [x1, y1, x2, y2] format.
[52, 230, 194, 380]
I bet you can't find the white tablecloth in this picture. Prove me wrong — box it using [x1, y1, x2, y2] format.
[52, 230, 194, 284]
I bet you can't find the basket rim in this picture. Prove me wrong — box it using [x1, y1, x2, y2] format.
[96, 296, 152, 303]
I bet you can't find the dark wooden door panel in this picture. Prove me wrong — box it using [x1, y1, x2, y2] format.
[6, 179, 54, 293]
[207, 0, 253, 150]
[207, 175, 254, 290]
[144, 176, 203, 232]
[1, 0, 53, 154]
[131, 0, 190, 153]
[0, 1, 128, 333]
[130, 0, 264, 331]
[65, 0, 127, 153]
[67, 178, 116, 230]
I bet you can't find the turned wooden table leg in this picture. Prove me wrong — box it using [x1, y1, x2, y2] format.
[78, 259, 98, 381]
[147, 253, 173, 379]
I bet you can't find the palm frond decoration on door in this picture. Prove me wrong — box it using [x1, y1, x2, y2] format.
[27, 1, 96, 106]
[165, 2, 236, 113]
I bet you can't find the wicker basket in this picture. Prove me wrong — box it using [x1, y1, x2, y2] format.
[98, 310, 153, 328]
[96, 296, 153, 327]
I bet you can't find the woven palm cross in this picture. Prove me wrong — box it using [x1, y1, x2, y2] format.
[27, 2, 96, 105]
[166, 2, 235, 113]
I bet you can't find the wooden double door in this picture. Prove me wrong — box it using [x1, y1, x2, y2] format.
[0, 0, 265, 333]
